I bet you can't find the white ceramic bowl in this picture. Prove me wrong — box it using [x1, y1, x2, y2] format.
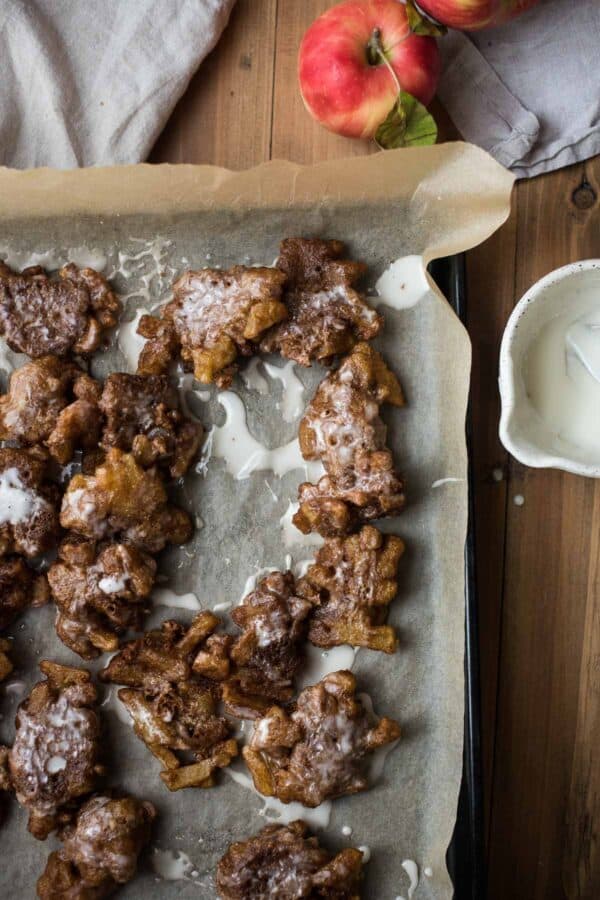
[499, 259, 600, 477]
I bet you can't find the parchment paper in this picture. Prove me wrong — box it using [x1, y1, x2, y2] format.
[0, 144, 514, 899]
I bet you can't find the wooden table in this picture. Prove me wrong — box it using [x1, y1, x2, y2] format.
[151, 4, 600, 897]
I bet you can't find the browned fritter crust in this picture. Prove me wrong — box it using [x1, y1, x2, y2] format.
[137, 266, 287, 387]
[8, 661, 103, 839]
[216, 820, 365, 900]
[60, 448, 192, 553]
[100, 612, 237, 791]
[36, 793, 156, 899]
[99, 372, 202, 478]
[0, 557, 50, 631]
[219, 571, 312, 719]
[0, 262, 121, 358]
[0, 356, 102, 464]
[0, 447, 61, 558]
[243, 670, 401, 808]
[260, 238, 381, 366]
[48, 536, 156, 660]
[297, 526, 404, 654]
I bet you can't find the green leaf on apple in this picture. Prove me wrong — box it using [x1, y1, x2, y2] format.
[405, 1, 447, 37]
[375, 91, 438, 149]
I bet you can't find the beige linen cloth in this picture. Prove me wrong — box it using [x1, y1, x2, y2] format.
[0, 0, 237, 168]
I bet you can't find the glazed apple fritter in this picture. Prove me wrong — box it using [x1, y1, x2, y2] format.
[260, 238, 381, 366]
[0, 262, 121, 358]
[297, 526, 405, 654]
[0, 356, 102, 464]
[137, 266, 287, 387]
[60, 448, 192, 553]
[100, 612, 237, 791]
[48, 536, 157, 660]
[99, 372, 202, 478]
[8, 661, 103, 839]
[221, 571, 313, 719]
[216, 820, 365, 900]
[0, 447, 61, 558]
[37, 793, 156, 900]
[243, 670, 401, 808]
[0, 557, 49, 631]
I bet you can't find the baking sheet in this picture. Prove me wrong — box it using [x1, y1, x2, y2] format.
[0, 144, 513, 899]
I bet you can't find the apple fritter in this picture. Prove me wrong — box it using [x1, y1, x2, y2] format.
[0, 262, 121, 358]
[99, 372, 202, 478]
[216, 820, 365, 900]
[260, 238, 381, 366]
[0, 356, 102, 464]
[60, 448, 192, 553]
[8, 661, 104, 839]
[100, 612, 237, 791]
[243, 670, 400, 808]
[0, 557, 49, 631]
[137, 266, 287, 387]
[37, 793, 156, 900]
[0, 447, 61, 558]
[297, 526, 404, 654]
[218, 571, 312, 719]
[48, 536, 156, 660]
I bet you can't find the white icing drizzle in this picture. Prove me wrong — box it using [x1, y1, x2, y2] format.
[374, 256, 430, 310]
[238, 566, 278, 604]
[117, 307, 149, 372]
[225, 764, 332, 830]
[298, 644, 358, 689]
[279, 501, 325, 550]
[152, 588, 201, 611]
[262, 360, 305, 422]
[98, 574, 128, 595]
[0, 245, 107, 273]
[402, 859, 419, 898]
[0, 468, 48, 527]
[358, 845, 371, 863]
[209, 391, 324, 481]
[152, 848, 197, 881]
[431, 477, 464, 489]
[100, 685, 132, 726]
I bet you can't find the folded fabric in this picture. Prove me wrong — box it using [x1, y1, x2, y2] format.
[437, 0, 600, 178]
[0, 0, 237, 168]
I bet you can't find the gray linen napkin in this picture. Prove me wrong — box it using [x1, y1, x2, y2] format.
[438, 0, 600, 178]
[0, 0, 236, 168]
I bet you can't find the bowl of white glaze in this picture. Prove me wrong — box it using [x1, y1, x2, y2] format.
[499, 260, 600, 477]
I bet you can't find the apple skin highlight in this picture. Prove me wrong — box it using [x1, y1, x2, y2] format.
[299, 0, 440, 140]
[416, 0, 539, 31]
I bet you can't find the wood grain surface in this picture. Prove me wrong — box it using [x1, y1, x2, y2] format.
[151, 3, 600, 897]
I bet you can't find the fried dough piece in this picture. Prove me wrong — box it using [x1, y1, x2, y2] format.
[137, 266, 287, 387]
[297, 526, 404, 654]
[100, 613, 237, 790]
[260, 238, 381, 366]
[9, 661, 103, 839]
[0, 556, 50, 631]
[0, 262, 121, 358]
[219, 571, 312, 719]
[243, 670, 400, 808]
[0, 447, 61, 558]
[99, 372, 202, 478]
[294, 451, 406, 538]
[60, 448, 192, 553]
[37, 793, 156, 899]
[48, 537, 156, 660]
[216, 820, 364, 900]
[0, 637, 12, 682]
[0, 356, 102, 464]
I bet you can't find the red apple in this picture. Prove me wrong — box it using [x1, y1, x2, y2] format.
[416, 0, 539, 31]
[299, 0, 441, 140]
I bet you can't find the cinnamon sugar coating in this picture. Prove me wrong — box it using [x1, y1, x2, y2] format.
[137, 266, 287, 387]
[260, 238, 381, 366]
[100, 612, 237, 790]
[216, 820, 364, 900]
[297, 526, 404, 654]
[8, 661, 103, 839]
[0, 447, 61, 558]
[60, 448, 192, 553]
[48, 536, 156, 660]
[99, 372, 202, 478]
[0, 262, 121, 358]
[243, 670, 400, 807]
[0, 356, 102, 464]
[37, 793, 156, 899]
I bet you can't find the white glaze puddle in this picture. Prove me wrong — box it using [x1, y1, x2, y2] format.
[279, 501, 325, 550]
[0, 244, 108, 273]
[152, 588, 201, 611]
[298, 644, 358, 689]
[374, 256, 429, 310]
[262, 360, 305, 422]
[401, 859, 419, 898]
[152, 848, 197, 881]
[117, 307, 149, 372]
[359, 845, 371, 863]
[225, 763, 332, 830]
[431, 477, 464, 489]
[209, 391, 324, 481]
[240, 358, 269, 394]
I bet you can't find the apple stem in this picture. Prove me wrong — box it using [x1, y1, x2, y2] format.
[366, 28, 384, 66]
